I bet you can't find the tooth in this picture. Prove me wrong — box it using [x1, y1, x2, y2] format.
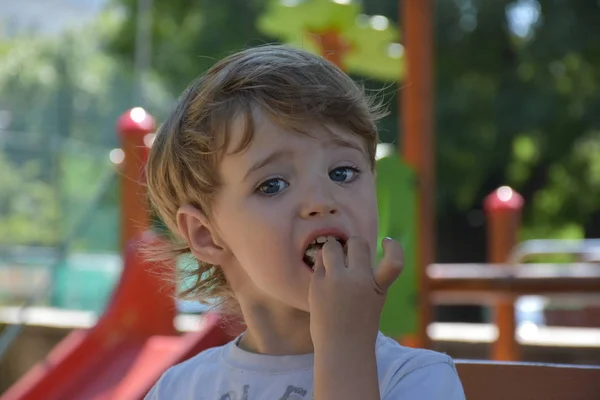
[315, 236, 327, 243]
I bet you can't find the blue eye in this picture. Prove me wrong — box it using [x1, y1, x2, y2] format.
[256, 178, 289, 195]
[329, 166, 360, 183]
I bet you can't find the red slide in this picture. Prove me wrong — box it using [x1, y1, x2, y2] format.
[2, 233, 238, 400]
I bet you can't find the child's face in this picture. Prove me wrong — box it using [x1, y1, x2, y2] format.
[211, 111, 378, 312]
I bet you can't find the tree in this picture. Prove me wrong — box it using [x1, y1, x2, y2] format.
[108, 0, 271, 93]
[0, 152, 59, 246]
[0, 14, 172, 248]
[431, 0, 600, 260]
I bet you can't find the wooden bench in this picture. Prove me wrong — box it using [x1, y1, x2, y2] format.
[455, 360, 600, 400]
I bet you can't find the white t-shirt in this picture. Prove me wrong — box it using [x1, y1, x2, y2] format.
[145, 332, 465, 399]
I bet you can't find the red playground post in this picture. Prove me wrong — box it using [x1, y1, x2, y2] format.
[484, 186, 524, 361]
[116, 107, 156, 252]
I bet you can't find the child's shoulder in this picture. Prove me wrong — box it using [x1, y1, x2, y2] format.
[167, 341, 226, 375]
[146, 342, 229, 398]
[375, 332, 458, 384]
[175, 342, 225, 369]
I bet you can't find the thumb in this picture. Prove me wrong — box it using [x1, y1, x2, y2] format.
[374, 238, 404, 293]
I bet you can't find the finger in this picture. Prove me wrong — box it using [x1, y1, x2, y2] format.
[321, 237, 345, 272]
[346, 236, 371, 271]
[374, 238, 404, 292]
[312, 248, 325, 277]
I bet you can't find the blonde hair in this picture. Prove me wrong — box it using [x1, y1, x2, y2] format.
[146, 45, 386, 314]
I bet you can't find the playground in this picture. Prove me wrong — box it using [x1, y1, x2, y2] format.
[2, 0, 600, 399]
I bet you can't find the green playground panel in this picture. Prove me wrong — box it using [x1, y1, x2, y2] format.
[51, 254, 197, 314]
[376, 155, 418, 338]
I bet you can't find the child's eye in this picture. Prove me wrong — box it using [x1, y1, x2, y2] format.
[329, 166, 360, 183]
[256, 178, 289, 195]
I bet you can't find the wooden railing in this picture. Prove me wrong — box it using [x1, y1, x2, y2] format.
[428, 262, 600, 361]
[429, 263, 600, 299]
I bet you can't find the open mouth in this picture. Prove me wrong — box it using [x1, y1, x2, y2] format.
[303, 235, 347, 269]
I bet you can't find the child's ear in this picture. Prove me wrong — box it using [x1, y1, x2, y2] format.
[176, 204, 228, 266]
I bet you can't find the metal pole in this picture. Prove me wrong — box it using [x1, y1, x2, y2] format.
[134, 0, 153, 106]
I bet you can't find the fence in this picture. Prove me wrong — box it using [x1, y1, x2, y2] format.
[0, 131, 121, 311]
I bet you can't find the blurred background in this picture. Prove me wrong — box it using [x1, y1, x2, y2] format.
[1, 0, 600, 397]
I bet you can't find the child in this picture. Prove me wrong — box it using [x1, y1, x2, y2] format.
[144, 45, 465, 399]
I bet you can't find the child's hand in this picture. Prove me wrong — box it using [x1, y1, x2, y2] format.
[308, 237, 404, 349]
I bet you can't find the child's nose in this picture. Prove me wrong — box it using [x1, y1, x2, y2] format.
[300, 188, 339, 218]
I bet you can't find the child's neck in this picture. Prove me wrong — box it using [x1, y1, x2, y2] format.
[237, 300, 313, 356]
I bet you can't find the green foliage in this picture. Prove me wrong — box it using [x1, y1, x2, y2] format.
[0, 153, 60, 245]
[59, 142, 120, 251]
[107, 0, 270, 92]
[433, 0, 600, 242]
[0, 23, 171, 148]
[0, 12, 171, 248]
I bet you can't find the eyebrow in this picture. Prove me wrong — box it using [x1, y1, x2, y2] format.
[243, 149, 294, 182]
[242, 136, 367, 182]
